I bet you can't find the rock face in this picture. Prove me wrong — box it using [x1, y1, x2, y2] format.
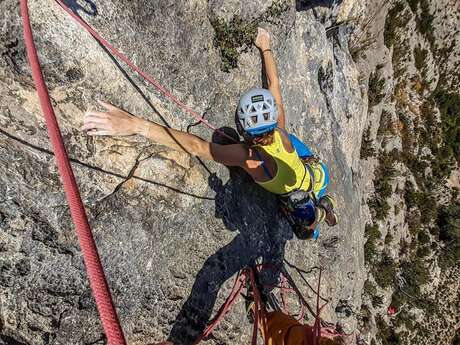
[352, 0, 460, 344]
[0, 1, 367, 344]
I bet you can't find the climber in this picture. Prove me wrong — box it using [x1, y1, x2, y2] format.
[82, 27, 337, 237]
[260, 311, 344, 345]
[151, 312, 343, 345]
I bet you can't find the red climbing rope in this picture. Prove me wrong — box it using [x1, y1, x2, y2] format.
[192, 267, 269, 345]
[20, 1, 126, 344]
[53, 0, 237, 143]
[192, 265, 342, 345]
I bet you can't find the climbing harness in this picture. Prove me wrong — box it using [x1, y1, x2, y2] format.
[278, 158, 319, 240]
[280, 193, 319, 240]
[278, 154, 337, 240]
[192, 264, 343, 345]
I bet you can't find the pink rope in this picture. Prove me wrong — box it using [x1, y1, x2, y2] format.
[54, 0, 238, 143]
[20, 1, 126, 343]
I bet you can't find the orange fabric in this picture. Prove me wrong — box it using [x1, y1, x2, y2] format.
[261, 311, 313, 345]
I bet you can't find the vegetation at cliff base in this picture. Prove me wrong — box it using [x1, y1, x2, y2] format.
[368, 71, 386, 107]
[365, 2, 459, 344]
[364, 223, 381, 263]
[432, 88, 460, 163]
[436, 200, 460, 267]
[360, 126, 376, 159]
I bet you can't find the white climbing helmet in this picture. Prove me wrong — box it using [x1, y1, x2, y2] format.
[237, 88, 278, 135]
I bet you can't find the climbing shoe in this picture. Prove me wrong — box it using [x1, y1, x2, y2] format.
[318, 195, 338, 226]
[314, 205, 326, 224]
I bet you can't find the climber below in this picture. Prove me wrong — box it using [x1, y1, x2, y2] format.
[83, 28, 338, 238]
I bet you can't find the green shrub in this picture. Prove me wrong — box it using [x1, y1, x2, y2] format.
[403, 156, 430, 188]
[430, 146, 454, 182]
[418, 192, 437, 223]
[416, 96, 455, 183]
[384, 2, 408, 48]
[369, 72, 386, 107]
[369, 152, 398, 220]
[365, 224, 381, 263]
[414, 294, 440, 315]
[361, 126, 376, 159]
[393, 309, 416, 332]
[376, 315, 401, 345]
[385, 231, 394, 245]
[210, 1, 288, 72]
[210, 16, 257, 72]
[407, 0, 419, 12]
[372, 294, 384, 308]
[403, 181, 437, 222]
[433, 88, 460, 163]
[403, 181, 417, 209]
[416, 245, 430, 257]
[417, 0, 435, 46]
[391, 290, 406, 309]
[374, 253, 397, 289]
[368, 196, 391, 220]
[437, 201, 460, 267]
[400, 259, 429, 294]
[406, 210, 422, 235]
[417, 230, 430, 245]
[377, 110, 392, 137]
[413, 46, 428, 72]
[419, 100, 439, 143]
[264, 1, 289, 22]
[364, 279, 377, 296]
[406, 0, 435, 47]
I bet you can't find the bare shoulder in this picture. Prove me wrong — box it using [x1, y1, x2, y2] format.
[210, 142, 250, 167]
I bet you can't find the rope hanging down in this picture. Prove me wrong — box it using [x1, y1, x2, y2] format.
[20, 1, 126, 344]
[192, 265, 341, 345]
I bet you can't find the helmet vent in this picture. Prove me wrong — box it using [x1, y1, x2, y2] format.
[238, 88, 278, 134]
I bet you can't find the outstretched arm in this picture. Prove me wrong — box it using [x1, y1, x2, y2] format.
[255, 28, 286, 129]
[82, 101, 250, 166]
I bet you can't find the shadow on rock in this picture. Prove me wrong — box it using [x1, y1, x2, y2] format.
[296, 0, 343, 12]
[168, 128, 292, 345]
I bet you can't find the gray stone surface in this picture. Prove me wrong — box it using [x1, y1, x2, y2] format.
[0, 1, 366, 344]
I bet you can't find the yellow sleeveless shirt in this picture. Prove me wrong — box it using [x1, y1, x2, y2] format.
[255, 130, 325, 195]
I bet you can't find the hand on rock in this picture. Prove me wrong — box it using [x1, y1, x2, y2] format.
[83, 101, 140, 136]
[255, 27, 270, 50]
